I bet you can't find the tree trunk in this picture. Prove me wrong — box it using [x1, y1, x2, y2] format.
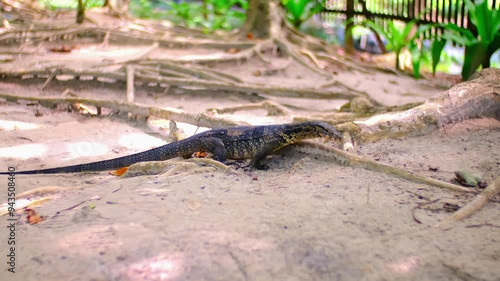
[344, 0, 354, 54]
[76, 0, 85, 24]
[239, 0, 272, 39]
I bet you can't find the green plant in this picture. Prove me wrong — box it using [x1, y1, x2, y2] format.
[362, 19, 418, 70]
[430, 37, 447, 75]
[161, 0, 246, 31]
[408, 41, 423, 79]
[130, 0, 156, 19]
[281, 0, 325, 29]
[40, 0, 104, 10]
[435, 0, 500, 80]
[166, 1, 203, 28]
[202, 0, 247, 31]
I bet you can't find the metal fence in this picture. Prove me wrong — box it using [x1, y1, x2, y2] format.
[323, 0, 500, 38]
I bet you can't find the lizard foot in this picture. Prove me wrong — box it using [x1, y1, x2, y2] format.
[243, 162, 269, 171]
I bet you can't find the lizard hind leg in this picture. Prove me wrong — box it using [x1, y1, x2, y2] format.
[200, 137, 227, 163]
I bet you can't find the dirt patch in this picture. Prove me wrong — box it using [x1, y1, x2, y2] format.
[1, 79, 499, 281]
[0, 18, 499, 280]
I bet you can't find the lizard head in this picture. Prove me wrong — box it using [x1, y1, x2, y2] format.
[286, 121, 343, 140]
[307, 121, 343, 139]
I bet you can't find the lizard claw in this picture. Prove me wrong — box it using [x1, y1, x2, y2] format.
[252, 163, 269, 171]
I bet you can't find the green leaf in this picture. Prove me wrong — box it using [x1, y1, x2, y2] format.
[465, 0, 500, 43]
[415, 24, 433, 38]
[431, 38, 447, 74]
[362, 20, 390, 43]
[462, 42, 489, 80]
[401, 19, 418, 41]
[466, 0, 487, 42]
[488, 33, 500, 55]
[409, 41, 422, 79]
[282, 0, 324, 28]
[440, 23, 476, 45]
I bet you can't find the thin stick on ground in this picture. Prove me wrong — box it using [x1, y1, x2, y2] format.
[437, 176, 500, 228]
[294, 140, 474, 193]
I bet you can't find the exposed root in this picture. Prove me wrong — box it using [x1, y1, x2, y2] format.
[318, 81, 370, 99]
[352, 69, 500, 142]
[123, 157, 243, 178]
[294, 140, 474, 193]
[437, 176, 500, 229]
[273, 37, 332, 78]
[315, 53, 373, 74]
[341, 132, 357, 154]
[208, 100, 292, 116]
[186, 158, 244, 176]
[0, 68, 364, 100]
[102, 42, 159, 65]
[137, 60, 243, 84]
[169, 120, 187, 141]
[0, 92, 243, 128]
[0, 9, 378, 105]
[300, 48, 326, 70]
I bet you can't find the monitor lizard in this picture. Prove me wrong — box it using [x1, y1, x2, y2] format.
[1, 121, 342, 174]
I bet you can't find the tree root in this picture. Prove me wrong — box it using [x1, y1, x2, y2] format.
[294, 140, 474, 193]
[315, 53, 373, 74]
[137, 60, 243, 84]
[0, 68, 363, 100]
[352, 68, 500, 142]
[0, 92, 244, 128]
[123, 158, 243, 178]
[273, 37, 332, 78]
[437, 176, 500, 229]
[0, 12, 374, 104]
[208, 100, 291, 116]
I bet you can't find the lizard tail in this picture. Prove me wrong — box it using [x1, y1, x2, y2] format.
[0, 140, 188, 174]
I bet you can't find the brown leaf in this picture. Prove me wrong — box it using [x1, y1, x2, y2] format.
[225, 48, 240, 54]
[25, 208, 45, 224]
[49, 45, 78, 53]
[111, 167, 129, 176]
[193, 151, 208, 158]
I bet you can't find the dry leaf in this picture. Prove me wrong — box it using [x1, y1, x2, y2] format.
[226, 48, 240, 54]
[49, 45, 78, 53]
[111, 167, 129, 176]
[25, 208, 45, 224]
[193, 151, 208, 158]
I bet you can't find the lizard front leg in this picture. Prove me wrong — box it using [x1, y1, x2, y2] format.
[249, 142, 281, 170]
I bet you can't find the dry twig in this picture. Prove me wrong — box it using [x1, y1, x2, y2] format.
[437, 176, 500, 229]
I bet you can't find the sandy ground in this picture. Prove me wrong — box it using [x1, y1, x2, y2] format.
[0, 37, 499, 281]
